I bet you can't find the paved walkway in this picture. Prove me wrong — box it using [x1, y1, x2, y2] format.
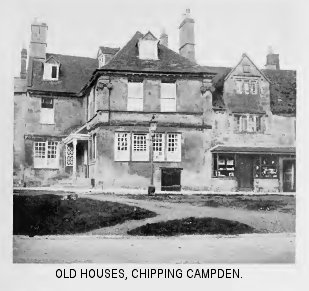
[81, 193, 295, 235]
[13, 233, 295, 263]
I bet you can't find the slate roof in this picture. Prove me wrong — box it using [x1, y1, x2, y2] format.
[99, 31, 215, 74]
[99, 46, 120, 55]
[203, 66, 296, 115]
[27, 53, 98, 94]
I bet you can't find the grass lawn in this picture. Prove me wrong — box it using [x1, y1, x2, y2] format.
[128, 217, 256, 236]
[13, 194, 156, 236]
[120, 194, 295, 214]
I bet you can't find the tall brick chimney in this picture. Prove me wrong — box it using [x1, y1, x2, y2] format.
[179, 9, 195, 62]
[29, 18, 48, 60]
[159, 29, 168, 47]
[20, 48, 27, 79]
[265, 46, 280, 70]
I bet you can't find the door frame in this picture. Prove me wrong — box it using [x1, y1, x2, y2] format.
[235, 154, 254, 191]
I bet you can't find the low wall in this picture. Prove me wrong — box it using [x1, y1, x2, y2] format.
[254, 178, 280, 193]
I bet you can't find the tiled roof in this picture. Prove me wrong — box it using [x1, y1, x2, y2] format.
[204, 66, 296, 115]
[99, 46, 120, 55]
[27, 53, 98, 94]
[99, 31, 215, 74]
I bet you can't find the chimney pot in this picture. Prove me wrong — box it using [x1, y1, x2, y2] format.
[159, 30, 168, 47]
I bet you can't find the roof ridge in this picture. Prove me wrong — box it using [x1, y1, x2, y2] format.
[46, 52, 97, 60]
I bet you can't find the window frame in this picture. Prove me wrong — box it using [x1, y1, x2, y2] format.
[33, 141, 59, 169]
[212, 153, 236, 178]
[127, 82, 144, 111]
[160, 82, 177, 112]
[235, 114, 263, 133]
[254, 155, 279, 179]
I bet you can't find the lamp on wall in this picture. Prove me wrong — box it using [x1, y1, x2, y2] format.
[148, 114, 157, 195]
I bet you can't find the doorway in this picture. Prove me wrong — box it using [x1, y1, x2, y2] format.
[283, 159, 296, 192]
[161, 168, 182, 191]
[236, 155, 254, 190]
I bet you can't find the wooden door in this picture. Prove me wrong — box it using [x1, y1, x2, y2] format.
[161, 168, 181, 191]
[236, 155, 254, 190]
[283, 160, 296, 192]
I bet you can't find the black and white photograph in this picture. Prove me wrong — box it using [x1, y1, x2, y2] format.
[1, 0, 309, 289]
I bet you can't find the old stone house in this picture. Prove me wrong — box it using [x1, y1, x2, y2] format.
[14, 11, 296, 192]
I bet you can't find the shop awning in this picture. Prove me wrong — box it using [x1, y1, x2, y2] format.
[211, 146, 296, 155]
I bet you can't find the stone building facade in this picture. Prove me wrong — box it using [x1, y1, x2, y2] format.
[13, 11, 296, 192]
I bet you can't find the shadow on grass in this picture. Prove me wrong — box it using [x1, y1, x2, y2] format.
[14, 194, 156, 236]
[128, 216, 256, 236]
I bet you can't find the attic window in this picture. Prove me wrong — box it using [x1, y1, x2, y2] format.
[243, 65, 250, 73]
[43, 62, 59, 80]
[138, 32, 159, 60]
[98, 55, 105, 67]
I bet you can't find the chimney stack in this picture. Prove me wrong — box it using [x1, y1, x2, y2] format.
[29, 18, 48, 60]
[20, 48, 27, 79]
[159, 29, 168, 47]
[179, 9, 195, 62]
[265, 46, 280, 70]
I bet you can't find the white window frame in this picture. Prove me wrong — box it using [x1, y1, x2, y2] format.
[132, 133, 149, 161]
[33, 141, 59, 169]
[114, 132, 131, 161]
[40, 97, 55, 124]
[236, 79, 243, 94]
[153, 133, 165, 162]
[160, 82, 177, 112]
[166, 133, 181, 162]
[43, 63, 59, 80]
[127, 82, 144, 111]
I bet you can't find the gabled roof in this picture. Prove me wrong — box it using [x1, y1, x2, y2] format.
[99, 31, 215, 74]
[204, 65, 296, 115]
[224, 53, 270, 82]
[27, 53, 98, 94]
[98, 46, 120, 56]
[141, 31, 158, 40]
[45, 55, 60, 65]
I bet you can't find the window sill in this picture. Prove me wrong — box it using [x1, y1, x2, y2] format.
[212, 176, 236, 180]
[33, 167, 59, 170]
[40, 123, 55, 125]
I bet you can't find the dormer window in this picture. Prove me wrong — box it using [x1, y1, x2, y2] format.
[138, 32, 159, 60]
[98, 54, 105, 67]
[43, 56, 60, 81]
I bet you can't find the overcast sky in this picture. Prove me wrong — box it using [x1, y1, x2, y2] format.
[8, 0, 303, 76]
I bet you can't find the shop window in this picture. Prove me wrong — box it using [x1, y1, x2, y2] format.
[213, 153, 235, 177]
[254, 155, 278, 179]
[161, 83, 176, 112]
[33, 141, 59, 169]
[127, 82, 143, 111]
[114, 132, 130, 161]
[40, 97, 54, 124]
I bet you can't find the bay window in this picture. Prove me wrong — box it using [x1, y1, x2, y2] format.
[114, 132, 181, 162]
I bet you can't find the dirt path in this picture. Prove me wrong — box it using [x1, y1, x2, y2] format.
[81, 193, 295, 235]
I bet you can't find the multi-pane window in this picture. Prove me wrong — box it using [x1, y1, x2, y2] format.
[127, 82, 143, 111]
[114, 132, 130, 161]
[161, 83, 177, 112]
[213, 154, 235, 177]
[40, 97, 54, 124]
[235, 78, 259, 95]
[114, 132, 181, 162]
[255, 155, 278, 179]
[166, 133, 181, 161]
[153, 133, 164, 161]
[132, 133, 149, 161]
[33, 141, 59, 168]
[34, 142, 46, 158]
[243, 65, 250, 73]
[234, 114, 263, 133]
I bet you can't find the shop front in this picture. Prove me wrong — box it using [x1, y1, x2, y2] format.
[211, 146, 296, 192]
